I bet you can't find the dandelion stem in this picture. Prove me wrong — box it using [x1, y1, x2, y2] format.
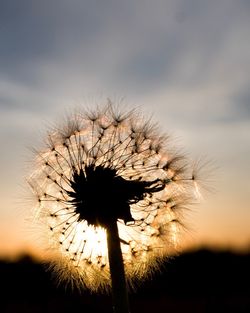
[107, 220, 130, 313]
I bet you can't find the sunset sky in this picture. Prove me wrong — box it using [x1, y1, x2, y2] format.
[0, 0, 249, 258]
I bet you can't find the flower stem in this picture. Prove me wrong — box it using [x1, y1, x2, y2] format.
[106, 220, 130, 313]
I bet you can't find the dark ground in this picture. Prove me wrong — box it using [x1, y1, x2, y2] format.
[0, 248, 249, 313]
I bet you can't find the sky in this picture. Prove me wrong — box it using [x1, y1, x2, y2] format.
[0, 0, 250, 258]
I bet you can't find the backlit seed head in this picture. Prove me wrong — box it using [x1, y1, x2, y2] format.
[28, 103, 202, 292]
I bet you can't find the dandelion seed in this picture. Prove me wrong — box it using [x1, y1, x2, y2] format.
[194, 181, 203, 200]
[28, 102, 203, 312]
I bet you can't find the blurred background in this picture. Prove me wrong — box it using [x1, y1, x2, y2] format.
[0, 1, 249, 312]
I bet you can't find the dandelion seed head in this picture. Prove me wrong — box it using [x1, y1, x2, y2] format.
[28, 103, 201, 292]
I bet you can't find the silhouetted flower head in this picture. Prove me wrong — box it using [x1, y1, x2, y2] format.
[28, 103, 201, 291]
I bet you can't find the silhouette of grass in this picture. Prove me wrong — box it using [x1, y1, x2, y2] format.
[1, 249, 249, 313]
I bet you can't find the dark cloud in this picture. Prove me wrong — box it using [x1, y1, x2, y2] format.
[0, 0, 112, 82]
[0, 0, 249, 116]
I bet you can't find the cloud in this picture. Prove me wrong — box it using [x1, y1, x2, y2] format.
[0, 0, 249, 133]
[1, 0, 249, 149]
[1, 0, 249, 96]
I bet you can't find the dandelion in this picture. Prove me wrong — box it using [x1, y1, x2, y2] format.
[28, 103, 202, 313]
